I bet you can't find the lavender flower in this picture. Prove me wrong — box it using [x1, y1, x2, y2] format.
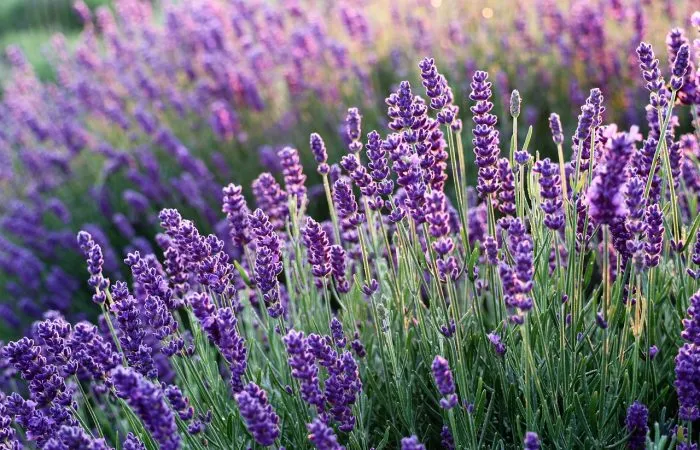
[689, 230, 700, 279]
[419, 57, 448, 110]
[425, 190, 457, 281]
[333, 179, 365, 228]
[76, 231, 110, 304]
[350, 332, 366, 358]
[549, 113, 564, 145]
[666, 28, 696, 104]
[235, 382, 281, 447]
[222, 183, 252, 248]
[283, 330, 325, 411]
[571, 91, 601, 172]
[643, 204, 664, 268]
[676, 291, 700, 420]
[648, 346, 659, 360]
[670, 44, 690, 90]
[330, 245, 350, 294]
[278, 146, 307, 208]
[111, 281, 157, 378]
[366, 130, 392, 205]
[190, 294, 248, 392]
[487, 332, 506, 356]
[496, 158, 516, 216]
[391, 144, 427, 224]
[386, 81, 426, 143]
[341, 154, 377, 199]
[401, 435, 426, 450]
[249, 209, 284, 317]
[625, 401, 648, 450]
[587, 132, 633, 226]
[441, 426, 455, 450]
[533, 158, 564, 230]
[523, 432, 540, 450]
[470, 70, 500, 196]
[346, 108, 362, 153]
[123, 433, 146, 450]
[500, 219, 534, 323]
[636, 42, 664, 94]
[431, 355, 458, 409]
[330, 318, 347, 348]
[510, 90, 521, 118]
[307, 417, 345, 450]
[252, 173, 289, 231]
[43, 425, 110, 450]
[111, 366, 180, 450]
[302, 217, 332, 285]
[310, 133, 330, 175]
[635, 138, 661, 204]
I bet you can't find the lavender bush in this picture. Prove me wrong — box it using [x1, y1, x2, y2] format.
[1, 1, 700, 449]
[1, 0, 698, 332]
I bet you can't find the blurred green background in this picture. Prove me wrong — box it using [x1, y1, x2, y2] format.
[0, 0, 111, 81]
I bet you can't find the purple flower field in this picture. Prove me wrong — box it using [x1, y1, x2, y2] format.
[1, 0, 700, 448]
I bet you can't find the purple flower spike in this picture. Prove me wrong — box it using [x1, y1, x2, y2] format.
[425, 190, 457, 281]
[625, 401, 648, 450]
[303, 217, 332, 285]
[278, 146, 307, 208]
[76, 231, 110, 304]
[470, 70, 500, 197]
[670, 44, 690, 90]
[123, 433, 146, 450]
[636, 42, 664, 94]
[441, 426, 455, 450]
[346, 107, 362, 153]
[307, 417, 345, 450]
[496, 158, 516, 216]
[533, 158, 564, 230]
[164, 384, 194, 421]
[549, 113, 564, 145]
[587, 132, 633, 226]
[249, 208, 284, 317]
[676, 290, 700, 421]
[330, 245, 350, 293]
[572, 89, 604, 172]
[111, 367, 180, 450]
[283, 330, 325, 411]
[523, 432, 540, 450]
[487, 332, 506, 356]
[311, 133, 330, 175]
[333, 179, 365, 228]
[330, 317, 347, 348]
[666, 28, 696, 105]
[643, 204, 664, 268]
[235, 382, 281, 447]
[401, 435, 426, 450]
[222, 183, 252, 249]
[419, 57, 448, 110]
[431, 355, 458, 409]
[252, 173, 289, 231]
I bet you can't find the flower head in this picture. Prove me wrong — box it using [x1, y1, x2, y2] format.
[431, 355, 457, 409]
[625, 402, 648, 450]
[523, 432, 540, 450]
[401, 435, 426, 450]
[235, 382, 281, 447]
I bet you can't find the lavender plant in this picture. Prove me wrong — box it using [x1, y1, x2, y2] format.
[1, 3, 700, 450]
[1, 0, 697, 334]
